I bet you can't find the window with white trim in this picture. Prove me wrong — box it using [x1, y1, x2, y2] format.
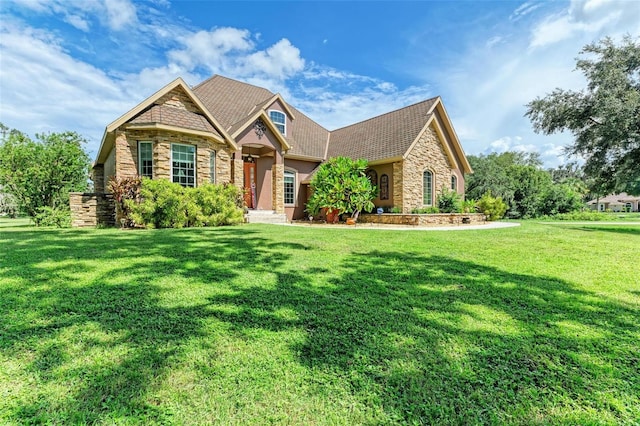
[269, 110, 286, 135]
[210, 150, 216, 184]
[423, 170, 433, 206]
[171, 144, 196, 187]
[284, 170, 295, 205]
[451, 174, 457, 191]
[138, 141, 153, 178]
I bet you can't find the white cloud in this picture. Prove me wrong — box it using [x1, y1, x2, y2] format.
[241, 39, 305, 80]
[6, 0, 139, 32]
[530, 0, 640, 48]
[103, 0, 138, 31]
[64, 14, 90, 31]
[0, 22, 130, 154]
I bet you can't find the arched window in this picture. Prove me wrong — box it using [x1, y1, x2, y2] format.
[451, 174, 457, 191]
[269, 110, 286, 135]
[284, 170, 295, 205]
[366, 169, 378, 187]
[380, 174, 389, 200]
[423, 170, 433, 206]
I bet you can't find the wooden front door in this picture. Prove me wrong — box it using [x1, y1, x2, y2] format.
[243, 161, 256, 209]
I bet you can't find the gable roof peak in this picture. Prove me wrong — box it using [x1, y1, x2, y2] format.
[193, 74, 275, 95]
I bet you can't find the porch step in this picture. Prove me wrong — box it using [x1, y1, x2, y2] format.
[244, 209, 288, 224]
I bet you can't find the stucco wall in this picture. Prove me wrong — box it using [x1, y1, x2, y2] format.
[367, 163, 394, 208]
[284, 158, 321, 220]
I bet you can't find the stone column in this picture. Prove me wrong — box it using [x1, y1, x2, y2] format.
[92, 164, 105, 193]
[392, 161, 404, 212]
[272, 163, 284, 213]
[233, 152, 244, 190]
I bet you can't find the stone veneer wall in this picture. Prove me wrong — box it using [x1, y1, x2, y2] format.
[272, 163, 285, 213]
[92, 165, 105, 193]
[358, 213, 486, 226]
[116, 129, 232, 186]
[70, 192, 115, 227]
[402, 124, 455, 213]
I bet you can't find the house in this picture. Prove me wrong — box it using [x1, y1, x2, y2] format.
[82, 75, 472, 225]
[587, 193, 640, 212]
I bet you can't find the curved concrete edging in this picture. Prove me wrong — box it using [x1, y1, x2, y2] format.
[280, 221, 521, 231]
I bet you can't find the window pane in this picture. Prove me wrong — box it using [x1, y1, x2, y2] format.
[210, 151, 216, 183]
[284, 171, 295, 205]
[451, 175, 457, 191]
[139, 142, 153, 178]
[269, 110, 286, 135]
[423, 170, 432, 205]
[172, 144, 196, 187]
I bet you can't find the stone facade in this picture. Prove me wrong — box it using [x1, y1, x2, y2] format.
[114, 129, 232, 186]
[70, 192, 115, 227]
[358, 213, 486, 226]
[402, 124, 460, 213]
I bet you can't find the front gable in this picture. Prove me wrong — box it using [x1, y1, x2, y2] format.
[96, 78, 236, 164]
[403, 98, 472, 175]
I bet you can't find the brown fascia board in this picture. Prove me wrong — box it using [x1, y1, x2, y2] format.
[433, 101, 473, 174]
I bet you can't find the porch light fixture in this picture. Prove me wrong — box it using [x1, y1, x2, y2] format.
[253, 119, 267, 139]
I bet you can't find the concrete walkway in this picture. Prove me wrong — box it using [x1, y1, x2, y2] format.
[282, 221, 521, 231]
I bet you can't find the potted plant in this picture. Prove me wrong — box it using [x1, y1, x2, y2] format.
[305, 157, 377, 224]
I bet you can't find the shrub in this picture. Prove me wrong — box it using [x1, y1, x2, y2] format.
[107, 177, 141, 227]
[33, 206, 71, 227]
[411, 206, 440, 214]
[437, 188, 462, 213]
[192, 184, 245, 226]
[461, 199, 477, 213]
[125, 179, 243, 228]
[306, 157, 376, 220]
[546, 210, 609, 221]
[477, 191, 507, 221]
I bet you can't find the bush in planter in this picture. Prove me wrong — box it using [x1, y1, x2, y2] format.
[437, 188, 462, 213]
[477, 191, 507, 221]
[306, 157, 377, 221]
[411, 206, 440, 214]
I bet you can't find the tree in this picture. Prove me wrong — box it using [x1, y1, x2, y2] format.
[0, 124, 91, 218]
[526, 35, 640, 195]
[306, 156, 377, 221]
[465, 151, 542, 205]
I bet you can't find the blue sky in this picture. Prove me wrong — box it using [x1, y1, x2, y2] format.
[1, 0, 638, 168]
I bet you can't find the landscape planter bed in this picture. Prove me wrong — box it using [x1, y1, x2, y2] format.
[357, 212, 486, 226]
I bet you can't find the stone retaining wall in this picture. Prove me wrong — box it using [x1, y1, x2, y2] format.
[70, 192, 115, 227]
[358, 213, 486, 226]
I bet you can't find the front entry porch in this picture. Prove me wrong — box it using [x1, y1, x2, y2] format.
[238, 144, 285, 215]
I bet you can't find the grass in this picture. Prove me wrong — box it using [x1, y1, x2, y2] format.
[1, 220, 638, 425]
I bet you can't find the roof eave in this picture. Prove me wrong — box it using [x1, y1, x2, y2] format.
[123, 123, 226, 144]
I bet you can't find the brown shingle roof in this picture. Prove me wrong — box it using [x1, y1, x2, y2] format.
[327, 97, 439, 162]
[193, 75, 274, 130]
[128, 104, 221, 138]
[193, 75, 329, 160]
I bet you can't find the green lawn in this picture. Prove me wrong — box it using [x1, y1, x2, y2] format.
[1, 222, 638, 425]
